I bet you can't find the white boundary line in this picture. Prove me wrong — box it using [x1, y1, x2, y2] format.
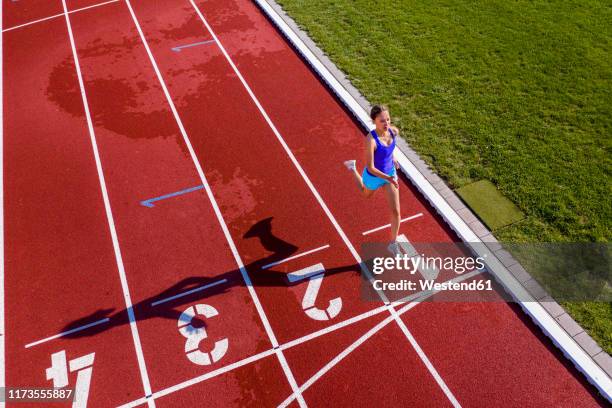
[60, 2, 154, 405]
[151, 278, 227, 307]
[24, 318, 111, 349]
[261, 244, 330, 270]
[188, 2, 460, 406]
[0, 0, 5, 405]
[252, 0, 612, 401]
[123, 1, 306, 405]
[362, 212, 424, 235]
[2, 0, 120, 33]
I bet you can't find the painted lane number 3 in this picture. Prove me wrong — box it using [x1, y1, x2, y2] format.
[178, 304, 228, 365]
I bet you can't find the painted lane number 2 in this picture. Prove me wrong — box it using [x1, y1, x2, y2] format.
[178, 304, 228, 365]
[287, 263, 342, 321]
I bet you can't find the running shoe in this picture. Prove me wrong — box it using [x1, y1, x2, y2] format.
[343, 160, 356, 171]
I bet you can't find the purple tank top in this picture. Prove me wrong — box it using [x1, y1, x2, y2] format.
[370, 128, 396, 174]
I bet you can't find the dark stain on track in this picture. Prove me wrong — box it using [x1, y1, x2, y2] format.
[85, 76, 177, 139]
[193, 0, 255, 35]
[46, 36, 179, 141]
[46, 58, 85, 119]
[159, 13, 207, 41]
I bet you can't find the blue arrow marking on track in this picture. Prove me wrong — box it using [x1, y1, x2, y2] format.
[171, 40, 215, 52]
[140, 185, 205, 208]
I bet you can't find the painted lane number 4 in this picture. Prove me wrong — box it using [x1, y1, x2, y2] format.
[46, 350, 94, 408]
[287, 263, 342, 321]
[178, 304, 228, 365]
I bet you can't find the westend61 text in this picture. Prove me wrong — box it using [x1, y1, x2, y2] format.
[373, 279, 493, 292]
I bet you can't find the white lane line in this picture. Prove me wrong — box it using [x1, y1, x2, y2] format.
[61, 2, 154, 406]
[0, 0, 5, 400]
[261, 244, 330, 270]
[151, 278, 227, 307]
[25, 318, 111, 349]
[277, 271, 480, 408]
[187, 2, 459, 406]
[125, 1, 305, 406]
[3, 0, 120, 33]
[362, 213, 424, 236]
[116, 348, 278, 408]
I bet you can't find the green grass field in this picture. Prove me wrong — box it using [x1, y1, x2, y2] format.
[275, 0, 611, 353]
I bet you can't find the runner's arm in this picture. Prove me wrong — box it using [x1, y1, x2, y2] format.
[393, 150, 400, 169]
[391, 127, 400, 169]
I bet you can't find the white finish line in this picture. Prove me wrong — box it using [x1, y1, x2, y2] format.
[117, 270, 482, 407]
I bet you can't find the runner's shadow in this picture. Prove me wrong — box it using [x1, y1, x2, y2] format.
[60, 217, 361, 339]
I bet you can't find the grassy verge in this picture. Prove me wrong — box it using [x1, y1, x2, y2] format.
[274, 0, 611, 353]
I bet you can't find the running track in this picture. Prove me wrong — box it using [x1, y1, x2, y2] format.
[2, 0, 607, 406]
